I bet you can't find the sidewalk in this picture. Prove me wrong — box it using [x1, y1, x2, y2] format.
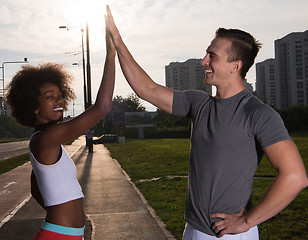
[0, 137, 175, 239]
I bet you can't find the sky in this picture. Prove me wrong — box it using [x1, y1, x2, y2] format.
[1, 0, 308, 116]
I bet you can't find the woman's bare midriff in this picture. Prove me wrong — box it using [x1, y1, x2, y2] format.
[45, 198, 85, 228]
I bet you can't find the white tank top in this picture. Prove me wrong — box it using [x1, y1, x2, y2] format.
[29, 132, 84, 206]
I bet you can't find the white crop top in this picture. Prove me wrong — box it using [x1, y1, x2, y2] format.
[29, 132, 84, 206]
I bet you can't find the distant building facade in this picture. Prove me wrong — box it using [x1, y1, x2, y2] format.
[256, 30, 308, 109]
[275, 30, 308, 109]
[245, 79, 253, 93]
[256, 59, 276, 106]
[165, 59, 212, 95]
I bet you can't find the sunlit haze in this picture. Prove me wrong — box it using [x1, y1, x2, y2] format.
[1, 0, 307, 116]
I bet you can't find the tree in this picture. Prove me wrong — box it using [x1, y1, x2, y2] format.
[112, 93, 145, 113]
[0, 115, 32, 138]
[155, 109, 190, 128]
[279, 105, 308, 132]
[92, 93, 146, 136]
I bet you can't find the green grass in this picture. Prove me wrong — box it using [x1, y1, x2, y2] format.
[1, 136, 307, 239]
[136, 178, 187, 239]
[0, 138, 29, 143]
[106, 135, 308, 240]
[251, 178, 308, 240]
[293, 135, 308, 170]
[106, 139, 190, 181]
[0, 141, 72, 175]
[0, 153, 30, 174]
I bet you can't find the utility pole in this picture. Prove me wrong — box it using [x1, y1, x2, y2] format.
[85, 21, 92, 109]
[0, 58, 28, 114]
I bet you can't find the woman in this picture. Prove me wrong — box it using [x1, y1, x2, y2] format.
[5, 23, 115, 240]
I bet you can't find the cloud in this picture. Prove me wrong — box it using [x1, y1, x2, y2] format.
[1, 0, 308, 112]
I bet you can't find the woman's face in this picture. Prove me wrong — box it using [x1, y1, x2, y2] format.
[34, 82, 64, 126]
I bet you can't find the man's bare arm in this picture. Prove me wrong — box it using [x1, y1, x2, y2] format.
[211, 140, 308, 237]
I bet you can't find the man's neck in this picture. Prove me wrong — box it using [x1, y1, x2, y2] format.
[215, 80, 246, 99]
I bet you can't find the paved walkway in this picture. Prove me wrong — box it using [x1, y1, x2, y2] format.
[0, 137, 175, 239]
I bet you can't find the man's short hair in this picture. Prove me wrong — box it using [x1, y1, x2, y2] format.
[215, 28, 262, 79]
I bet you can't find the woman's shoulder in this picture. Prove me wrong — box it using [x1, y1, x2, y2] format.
[29, 131, 42, 151]
[30, 130, 61, 165]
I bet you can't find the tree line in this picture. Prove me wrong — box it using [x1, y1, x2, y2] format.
[278, 105, 308, 133]
[1, 94, 307, 139]
[0, 114, 33, 139]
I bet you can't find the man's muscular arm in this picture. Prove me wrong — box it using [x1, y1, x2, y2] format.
[105, 5, 174, 114]
[211, 140, 308, 237]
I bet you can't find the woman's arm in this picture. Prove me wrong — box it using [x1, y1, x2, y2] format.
[105, 5, 173, 114]
[31, 171, 47, 210]
[38, 24, 116, 151]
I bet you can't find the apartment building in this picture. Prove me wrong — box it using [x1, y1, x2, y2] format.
[256, 59, 276, 106]
[256, 30, 308, 109]
[275, 30, 308, 109]
[165, 59, 212, 95]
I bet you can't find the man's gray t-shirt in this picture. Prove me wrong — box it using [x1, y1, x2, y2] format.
[172, 89, 291, 236]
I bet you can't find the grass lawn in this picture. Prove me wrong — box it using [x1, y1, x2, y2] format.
[0, 141, 73, 175]
[0, 153, 29, 174]
[106, 135, 308, 240]
[0, 138, 29, 143]
[1, 136, 307, 239]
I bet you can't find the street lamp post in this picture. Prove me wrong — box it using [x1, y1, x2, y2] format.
[1, 58, 28, 96]
[84, 21, 93, 152]
[85, 22, 92, 109]
[59, 25, 88, 111]
[59, 22, 93, 152]
[81, 27, 87, 111]
[0, 58, 28, 114]
[72, 60, 87, 112]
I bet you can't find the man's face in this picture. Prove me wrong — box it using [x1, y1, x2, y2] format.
[201, 38, 234, 87]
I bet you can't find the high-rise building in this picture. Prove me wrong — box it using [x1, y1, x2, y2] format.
[165, 59, 212, 95]
[255, 30, 308, 109]
[256, 59, 276, 106]
[275, 30, 308, 109]
[245, 79, 254, 93]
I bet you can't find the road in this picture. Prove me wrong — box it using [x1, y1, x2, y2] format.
[0, 141, 29, 161]
[0, 137, 173, 239]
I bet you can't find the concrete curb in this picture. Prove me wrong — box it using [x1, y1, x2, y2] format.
[112, 157, 176, 240]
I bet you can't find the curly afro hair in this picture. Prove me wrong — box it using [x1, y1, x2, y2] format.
[5, 63, 76, 128]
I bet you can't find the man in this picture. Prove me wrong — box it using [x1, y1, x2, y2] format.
[105, 6, 308, 239]
[86, 129, 94, 152]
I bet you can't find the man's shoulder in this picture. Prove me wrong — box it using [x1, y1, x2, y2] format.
[174, 89, 211, 101]
[241, 95, 282, 125]
[244, 93, 276, 114]
[172, 90, 212, 116]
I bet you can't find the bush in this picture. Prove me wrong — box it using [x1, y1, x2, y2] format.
[279, 105, 308, 132]
[0, 115, 32, 138]
[124, 126, 190, 139]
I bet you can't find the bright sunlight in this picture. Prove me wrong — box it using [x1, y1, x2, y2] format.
[75, 0, 111, 50]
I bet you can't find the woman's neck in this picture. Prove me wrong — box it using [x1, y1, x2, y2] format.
[35, 121, 57, 132]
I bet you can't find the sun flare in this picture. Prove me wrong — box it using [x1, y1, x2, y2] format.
[73, 0, 111, 50]
[80, 0, 109, 25]
[63, 0, 120, 53]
